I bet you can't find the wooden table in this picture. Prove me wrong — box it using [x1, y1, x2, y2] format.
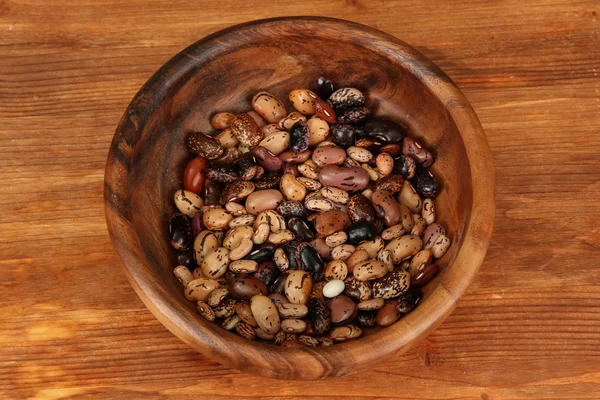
[2, 1, 599, 398]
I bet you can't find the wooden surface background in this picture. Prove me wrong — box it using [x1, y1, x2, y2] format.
[1, 0, 599, 399]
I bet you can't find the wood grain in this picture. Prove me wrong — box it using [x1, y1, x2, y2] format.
[1, 0, 599, 397]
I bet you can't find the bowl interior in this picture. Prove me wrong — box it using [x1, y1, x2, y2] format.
[106, 17, 490, 380]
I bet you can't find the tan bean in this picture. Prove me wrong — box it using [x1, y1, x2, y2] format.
[223, 225, 253, 249]
[192, 267, 203, 279]
[274, 247, 289, 271]
[361, 188, 373, 199]
[225, 201, 247, 216]
[321, 186, 349, 204]
[381, 224, 406, 240]
[377, 249, 394, 272]
[201, 247, 229, 279]
[305, 197, 334, 212]
[174, 189, 203, 217]
[353, 260, 388, 281]
[328, 325, 362, 342]
[399, 181, 423, 213]
[375, 153, 394, 176]
[196, 301, 216, 321]
[268, 229, 295, 244]
[235, 301, 259, 327]
[202, 208, 233, 230]
[252, 91, 287, 124]
[215, 128, 239, 148]
[280, 173, 307, 201]
[325, 259, 348, 281]
[281, 318, 307, 333]
[229, 260, 258, 274]
[228, 237, 253, 260]
[193, 230, 219, 265]
[356, 236, 385, 258]
[222, 315, 241, 331]
[173, 265, 194, 287]
[399, 204, 414, 232]
[207, 287, 229, 307]
[411, 215, 427, 236]
[297, 177, 322, 191]
[252, 223, 270, 244]
[347, 146, 373, 162]
[184, 278, 219, 302]
[255, 328, 276, 340]
[325, 231, 348, 247]
[432, 234, 451, 258]
[331, 244, 356, 261]
[285, 270, 313, 305]
[385, 234, 423, 264]
[211, 112, 236, 130]
[361, 163, 380, 181]
[307, 116, 330, 146]
[255, 210, 286, 233]
[297, 163, 319, 179]
[289, 89, 318, 115]
[250, 295, 280, 334]
[345, 248, 370, 272]
[258, 130, 290, 155]
[279, 112, 307, 130]
[229, 214, 255, 228]
[245, 189, 284, 215]
[358, 298, 385, 311]
[422, 198, 435, 225]
[277, 303, 309, 318]
[263, 123, 282, 137]
[409, 249, 433, 276]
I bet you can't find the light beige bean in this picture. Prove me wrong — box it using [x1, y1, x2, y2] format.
[203, 208, 233, 230]
[279, 112, 307, 130]
[361, 163, 380, 181]
[385, 234, 423, 264]
[223, 225, 253, 249]
[268, 229, 295, 244]
[225, 201, 247, 216]
[252, 222, 270, 244]
[307, 116, 330, 146]
[252, 91, 287, 124]
[358, 298, 385, 311]
[356, 236, 385, 258]
[409, 249, 433, 276]
[255, 328, 276, 340]
[255, 210, 285, 233]
[411, 215, 427, 236]
[305, 197, 334, 212]
[432, 234, 451, 258]
[329, 325, 362, 342]
[258, 130, 289, 155]
[184, 278, 219, 302]
[213, 298, 236, 318]
[375, 153, 394, 176]
[215, 128, 239, 149]
[324, 259, 348, 281]
[399, 181, 423, 213]
[331, 244, 356, 261]
[289, 89, 318, 115]
[263, 123, 282, 136]
[325, 231, 348, 247]
[236, 301, 259, 327]
[345, 249, 370, 273]
[280, 173, 307, 201]
[285, 270, 313, 305]
[229, 259, 258, 274]
[193, 231, 219, 265]
[422, 198, 435, 225]
[274, 247, 289, 271]
[174, 189, 203, 217]
[229, 214, 255, 228]
[245, 189, 284, 215]
[321, 186, 349, 204]
[173, 265, 194, 287]
[381, 224, 406, 240]
[192, 267, 203, 279]
[281, 318, 307, 333]
[377, 249, 394, 272]
[297, 163, 319, 179]
[353, 260, 388, 281]
[347, 146, 373, 162]
[222, 314, 241, 331]
[277, 303, 309, 318]
[297, 177, 322, 191]
[207, 287, 229, 307]
[201, 247, 229, 279]
[196, 301, 216, 321]
[211, 112, 236, 130]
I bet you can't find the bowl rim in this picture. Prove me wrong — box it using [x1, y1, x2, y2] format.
[104, 16, 495, 380]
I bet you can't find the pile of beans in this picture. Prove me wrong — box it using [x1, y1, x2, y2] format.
[168, 78, 450, 347]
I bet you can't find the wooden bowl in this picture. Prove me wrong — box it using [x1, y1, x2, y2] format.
[104, 17, 495, 380]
